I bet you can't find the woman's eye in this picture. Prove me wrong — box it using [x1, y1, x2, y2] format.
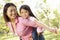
[9, 10, 13, 12]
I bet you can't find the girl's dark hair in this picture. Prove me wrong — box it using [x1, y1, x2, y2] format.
[3, 3, 19, 22]
[19, 5, 36, 17]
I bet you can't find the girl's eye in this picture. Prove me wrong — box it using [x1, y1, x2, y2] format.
[25, 11, 27, 13]
[21, 12, 23, 13]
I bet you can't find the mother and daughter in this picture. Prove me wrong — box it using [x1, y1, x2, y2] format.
[3, 3, 57, 40]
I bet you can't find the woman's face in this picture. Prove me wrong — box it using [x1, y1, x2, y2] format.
[20, 9, 29, 19]
[6, 6, 17, 20]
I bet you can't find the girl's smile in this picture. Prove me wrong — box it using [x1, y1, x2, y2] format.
[20, 9, 29, 19]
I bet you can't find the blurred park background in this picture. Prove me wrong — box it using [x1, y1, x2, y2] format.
[0, 0, 60, 40]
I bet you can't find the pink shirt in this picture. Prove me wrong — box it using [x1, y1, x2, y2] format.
[7, 17, 37, 40]
[29, 16, 44, 33]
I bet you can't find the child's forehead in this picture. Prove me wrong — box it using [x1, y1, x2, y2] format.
[21, 9, 28, 11]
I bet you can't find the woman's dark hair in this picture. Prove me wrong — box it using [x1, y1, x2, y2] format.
[19, 5, 36, 17]
[3, 3, 19, 22]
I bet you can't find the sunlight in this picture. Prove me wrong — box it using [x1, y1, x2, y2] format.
[46, 0, 60, 10]
[0, 0, 60, 40]
[0, 0, 60, 18]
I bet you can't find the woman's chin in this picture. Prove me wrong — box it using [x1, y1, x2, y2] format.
[11, 17, 16, 19]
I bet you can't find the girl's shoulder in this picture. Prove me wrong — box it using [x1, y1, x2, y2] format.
[17, 17, 28, 22]
[18, 17, 22, 19]
[29, 16, 36, 21]
[18, 17, 23, 20]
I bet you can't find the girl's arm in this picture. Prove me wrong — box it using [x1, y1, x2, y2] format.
[33, 19, 57, 33]
[22, 19, 38, 28]
[29, 17, 51, 31]
[22, 17, 57, 33]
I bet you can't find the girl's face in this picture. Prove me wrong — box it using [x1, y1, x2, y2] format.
[6, 6, 17, 20]
[20, 9, 29, 19]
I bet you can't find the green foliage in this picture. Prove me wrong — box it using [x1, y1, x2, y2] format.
[53, 9, 60, 28]
[51, 18, 59, 28]
[0, 16, 9, 34]
[3, 0, 11, 3]
[43, 0, 46, 3]
[0, 4, 3, 9]
[44, 30, 60, 40]
[53, 9, 60, 20]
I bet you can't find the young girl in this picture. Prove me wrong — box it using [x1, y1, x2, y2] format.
[3, 3, 57, 40]
[19, 5, 45, 40]
[19, 5, 57, 40]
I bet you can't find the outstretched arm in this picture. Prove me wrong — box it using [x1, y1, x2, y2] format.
[33, 19, 57, 34]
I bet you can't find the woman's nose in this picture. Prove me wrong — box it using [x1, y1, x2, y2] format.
[12, 11, 16, 14]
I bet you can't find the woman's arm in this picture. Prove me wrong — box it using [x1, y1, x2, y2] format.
[6, 22, 15, 34]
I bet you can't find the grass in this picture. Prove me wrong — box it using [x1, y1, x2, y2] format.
[0, 30, 60, 40]
[0, 33, 19, 40]
[44, 30, 60, 40]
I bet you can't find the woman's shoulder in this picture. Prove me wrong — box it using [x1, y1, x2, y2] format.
[6, 22, 11, 26]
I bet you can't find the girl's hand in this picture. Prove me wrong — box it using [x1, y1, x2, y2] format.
[49, 28, 57, 34]
[57, 28, 60, 34]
